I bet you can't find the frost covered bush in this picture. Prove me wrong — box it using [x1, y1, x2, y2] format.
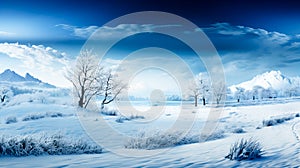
[5, 116, 17, 124]
[125, 129, 226, 150]
[116, 115, 145, 123]
[225, 138, 263, 161]
[0, 133, 102, 157]
[232, 128, 245, 134]
[125, 131, 204, 150]
[263, 115, 295, 127]
[22, 112, 64, 121]
[124, 131, 187, 149]
[101, 108, 118, 116]
[22, 114, 45, 121]
[200, 130, 226, 142]
[46, 112, 63, 118]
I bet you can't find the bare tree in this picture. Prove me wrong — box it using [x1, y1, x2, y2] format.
[66, 50, 105, 108]
[212, 81, 226, 105]
[0, 87, 12, 104]
[234, 87, 245, 103]
[252, 86, 263, 101]
[66, 50, 125, 109]
[189, 74, 210, 107]
[189, 83, 200, 107]
[101, 73, 126, 109]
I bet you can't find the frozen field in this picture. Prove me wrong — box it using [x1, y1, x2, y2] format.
[0, 95, 300, 167]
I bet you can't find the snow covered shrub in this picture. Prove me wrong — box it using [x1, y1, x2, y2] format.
[116, 115, 145, 123]
[200, 130, 226, 142]
[22, 114, 45, 121]
[22, 112, 64, 122]
[225, 138, 263, 161]
[232, 128, 245, 134]
[5, 116, 17, 124]
[175, 133, 199, 145]
[263, 115, 295, 127]
[256, 126, 262, 129]
[125, 130, 200, 150]
[0, 133, 102, 157]
[125, 130, 184, 149]
[46, 112, 63, 118]
[262, 119, 277, 127]
[101, 108, 118, 116]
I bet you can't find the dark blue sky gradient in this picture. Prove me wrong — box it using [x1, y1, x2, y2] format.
[1, 0, 300, 35]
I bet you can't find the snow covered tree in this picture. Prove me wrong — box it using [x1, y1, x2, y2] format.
[285, 86, 298, 97]
[189, 74, 210, 107]
[234, 87, 245, 103]
[66, 50, 104, 108]
[66, 50, 125, 109]
[189, 82, 200, 107]
[0, 87, 12, 104]
[212, 81, 226, 105]
[252, 86, 264, 100]
[100, 73, 126, 109]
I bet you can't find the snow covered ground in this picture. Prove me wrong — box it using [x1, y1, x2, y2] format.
[1, 92, 300, 167]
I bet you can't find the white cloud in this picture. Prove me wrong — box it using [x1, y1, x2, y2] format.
[0, 43, 70, 87]
[204, 23, 291, 45]
[56, 24, 99, 39]
[56, 24, 180, 39]
[289, 42, 300, 49]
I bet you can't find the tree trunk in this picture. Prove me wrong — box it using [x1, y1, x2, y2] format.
[202, 98, 206, 106]
[216, 98, 220, 105]
[194, 95, 198, 107]
[1, 95, 5, 103]
[101, 103, 105, 110]
[78, 86, 85, 108]
[78, 97, 84, 108]
[237, 98, 240, 103]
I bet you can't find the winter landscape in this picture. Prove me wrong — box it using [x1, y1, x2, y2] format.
[0, 67, 300, 167]
[1, 0, 300, 167]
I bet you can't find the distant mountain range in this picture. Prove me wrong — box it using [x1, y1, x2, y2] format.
[0, 69, 55, 88]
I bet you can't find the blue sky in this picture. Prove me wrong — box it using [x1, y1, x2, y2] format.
[0, 0, 300, 90]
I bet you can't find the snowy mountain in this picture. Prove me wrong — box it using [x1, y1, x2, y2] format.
[0, 69, 26, 82]
[25, 73, 42, 83]
[229, 70, 300, 97]
[0, 69, 55, 88]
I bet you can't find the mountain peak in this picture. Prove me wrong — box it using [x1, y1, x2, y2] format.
[25, 73, 42, 83]
[0, 69, 55, 88]
[230, 70, 293, 92]
[261, 70, 283, 78]
[0, 69, 26, 82]
[3, 69, 13, 73]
